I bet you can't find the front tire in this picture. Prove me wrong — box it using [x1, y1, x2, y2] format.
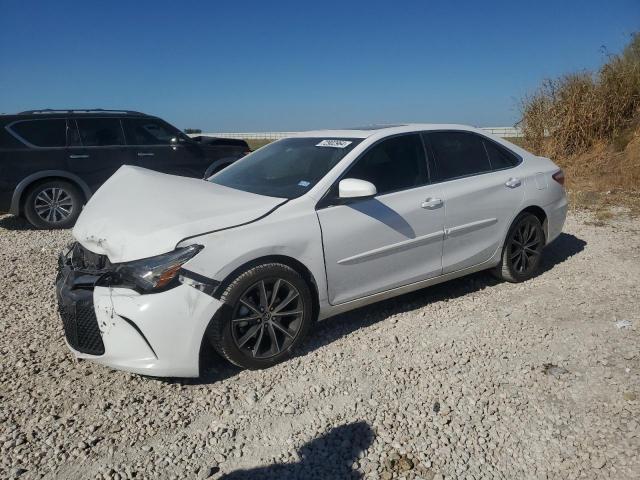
[208, 263, 314, 369]
[23, 180, 83, 229]
[494, 212, 545, 283]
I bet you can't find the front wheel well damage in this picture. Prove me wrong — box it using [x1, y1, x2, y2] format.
[197, 255, 320, 375]
[213, 255, 320, 319]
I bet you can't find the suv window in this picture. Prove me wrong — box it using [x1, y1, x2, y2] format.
[346, 134, 428, 195]
[124, 119, 178, 145]
[483, 139, 519, 169]
[9, 119, 67, 147]
[76, 118, 125, 146]
[427, 131, 491, 181]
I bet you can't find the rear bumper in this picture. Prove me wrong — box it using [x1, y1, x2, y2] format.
[545, 195, 568, 244]
[55, 251, 223, 378]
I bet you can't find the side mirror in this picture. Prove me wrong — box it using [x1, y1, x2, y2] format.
[338, 178, 377, 200]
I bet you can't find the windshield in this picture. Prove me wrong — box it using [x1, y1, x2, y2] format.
[210, 137, 362, 199]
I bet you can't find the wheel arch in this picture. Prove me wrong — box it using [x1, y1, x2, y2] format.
[520, 205, 548, 242]
[197, 254, 321, 375]
[213, 254, 320, 321]
[495, 204, 549, 263]
[10, 170, 92, 215]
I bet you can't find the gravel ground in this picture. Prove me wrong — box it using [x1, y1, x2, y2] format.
[1, 211, 639, 480]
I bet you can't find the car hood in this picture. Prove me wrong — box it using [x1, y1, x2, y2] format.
[73, 165, 286, 263]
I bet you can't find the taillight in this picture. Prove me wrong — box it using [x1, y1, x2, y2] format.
[552, 170, 565, 186]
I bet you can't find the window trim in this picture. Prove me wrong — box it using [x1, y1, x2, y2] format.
[316, 132, 432, 210]
[5, 118, 69, 149]
[422, 130, 522, 185]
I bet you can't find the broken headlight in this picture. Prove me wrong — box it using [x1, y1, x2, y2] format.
[109, 245, 203, 293]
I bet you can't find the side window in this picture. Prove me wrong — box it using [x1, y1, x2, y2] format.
[76, 118, 125, 146]
[9, 119, 67, 147]
[483, 140, 519, 169]
[124, 119, 178, 145]
[427, 131, 491, 181]
[345, 134, 428, 195]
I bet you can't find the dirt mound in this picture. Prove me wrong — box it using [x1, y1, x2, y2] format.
[560, 123, 640, 192]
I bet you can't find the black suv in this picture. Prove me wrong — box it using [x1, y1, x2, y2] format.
[0, 109, 249, 228]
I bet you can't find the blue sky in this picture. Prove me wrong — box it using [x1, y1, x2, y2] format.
[0, 0, 638, 131]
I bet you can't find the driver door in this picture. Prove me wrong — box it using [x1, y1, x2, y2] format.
[317, 134, 445, 305]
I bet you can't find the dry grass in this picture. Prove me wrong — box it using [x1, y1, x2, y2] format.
[519, 33, 640, 160]
[519, 32, 640, 218]
[245, 138, 272, 150]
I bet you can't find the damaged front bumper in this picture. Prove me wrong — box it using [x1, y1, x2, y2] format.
[55, 244, 223, 377]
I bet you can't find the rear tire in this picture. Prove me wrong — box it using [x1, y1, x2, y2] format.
[494, 212, 545, 283]
[23, 180, 83, 229]
[208, 263, 314, 369]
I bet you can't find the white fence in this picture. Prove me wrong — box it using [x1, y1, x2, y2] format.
[193, 126, 523, 140]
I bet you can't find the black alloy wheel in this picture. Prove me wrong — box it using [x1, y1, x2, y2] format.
[231, 278, 304, 360]
[495, 212, 545, 282]
[208, 263, 314, 370]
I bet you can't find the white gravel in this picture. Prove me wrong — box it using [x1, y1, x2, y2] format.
[1, 211, 639, 480]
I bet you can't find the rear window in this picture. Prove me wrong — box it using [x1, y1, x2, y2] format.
[8, 119, 67, 147]
[483, 140, 519, 169]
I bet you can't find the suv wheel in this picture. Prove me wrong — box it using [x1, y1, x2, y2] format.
[24, 180, 83, 229]
[208, 263, 314, 369]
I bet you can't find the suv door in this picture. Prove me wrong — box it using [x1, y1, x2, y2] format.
[317, 134, 445, 305]
[424, 131, 524, 273]
[123, 118, 207, 177]
[69, 117, 133, 191]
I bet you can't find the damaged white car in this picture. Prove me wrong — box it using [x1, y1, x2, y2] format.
[56, 125, 567, 377]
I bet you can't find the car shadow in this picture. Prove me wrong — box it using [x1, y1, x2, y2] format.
[349, 199, 416, 238]
[538, 232, 587, 275]
[177, 232, 586, 385]
[300, 232, 586, 354]
[217, 421, 374, 480]
[0, 215, 42, 231]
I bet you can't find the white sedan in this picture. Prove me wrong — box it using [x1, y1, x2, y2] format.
[56, 124, 567, 376]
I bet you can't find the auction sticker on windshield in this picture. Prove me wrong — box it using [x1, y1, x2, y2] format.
[316, 139, 352, 148]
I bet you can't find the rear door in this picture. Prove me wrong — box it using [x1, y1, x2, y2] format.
[69, 117, 133, 191]
[123, 118, 207, 177]
[317, 134, 445, 304]
[425, 131, 524, 273]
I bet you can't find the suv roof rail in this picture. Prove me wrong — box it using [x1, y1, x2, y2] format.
[18, 109, 147, 115]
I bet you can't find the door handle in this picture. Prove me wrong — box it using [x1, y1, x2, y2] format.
[505, 177, 522, 188]
[137, 152, 155, 157]
[69, 154, 89, 159]
[421, 197, 443, 209]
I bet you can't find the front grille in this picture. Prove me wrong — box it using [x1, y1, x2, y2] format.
[59, 296, 105, 355]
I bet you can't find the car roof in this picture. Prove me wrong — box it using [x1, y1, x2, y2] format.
[0, 109, 152, 121]
[294, 123, 485, 139]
